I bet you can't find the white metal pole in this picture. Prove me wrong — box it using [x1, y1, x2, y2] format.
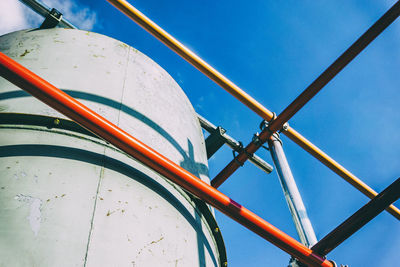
[268, 133, 318, 247]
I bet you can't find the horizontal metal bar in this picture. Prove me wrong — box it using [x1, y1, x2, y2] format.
[312, 177, 400, 256]
[18, 0, 76, 29]
[211, 122, 273, 188]
[197, 114, 217, 133]
[197, 114, 273, 174]
[106, 0, 400, 220]
[0, 51, 333, 267]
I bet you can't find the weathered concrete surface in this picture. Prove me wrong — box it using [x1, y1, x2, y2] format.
[0, 29, 223, 266]
[0, 29, 208, 181]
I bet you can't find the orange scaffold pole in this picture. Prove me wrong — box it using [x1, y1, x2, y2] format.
[0, 52, 333, 267]
[106, 0, 400, 220]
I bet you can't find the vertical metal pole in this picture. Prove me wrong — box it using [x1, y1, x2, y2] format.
[268, 133, 318, 247]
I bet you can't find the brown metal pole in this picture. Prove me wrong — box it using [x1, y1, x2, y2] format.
[272, 1, 400, 128]
[211, 134, 267, 188]
[212, 123, 400, 221]
[312, 177, 400, 256]
[212, 1, 400, 190]
[107, 0, 400, 220]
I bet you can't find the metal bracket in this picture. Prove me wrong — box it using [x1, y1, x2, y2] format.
[198, 114, 273, 174]
[270, 132, 283, 146]
[288, 257, 347, 267]
[259, 112, 289, 134]
[205, 126, 226, 159]
[40, 8, 63, 29]
[280, 121, 289, 132]
[252, 132, 262, 146]
[232, 147, 244, 167]
[259, 112, 275, 135]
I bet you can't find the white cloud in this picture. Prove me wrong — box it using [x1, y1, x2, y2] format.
[0, 0, 97, 36]
[42, 0, 97, 30]
[0, 0, 39, 35]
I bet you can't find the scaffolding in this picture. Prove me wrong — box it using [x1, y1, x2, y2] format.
[2, 0, 400, 266]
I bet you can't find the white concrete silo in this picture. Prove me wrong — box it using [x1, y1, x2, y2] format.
[0, 28, 226, 267]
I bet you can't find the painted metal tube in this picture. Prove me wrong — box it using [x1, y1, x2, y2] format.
[18, 0, 76, 29]
[268, 134, 318, 247]
[106, 0, 274, 121]
[212, 123, 400, 221]
[271, 0, 400, 129]
[211, 132, 267, 188]
[0, 52, 333, 267]
[312, 177, 400, 256]
[213, 0, 400, 187]
[197, 114, 273, 174]
[211, 134, 268, 188]
[284, 128, 400, 220]
[211, 116, 285, 188]
[106, 0, 400, 221]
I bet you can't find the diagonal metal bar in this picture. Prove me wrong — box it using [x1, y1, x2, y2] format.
[0, 51, 333, 267]
[211, 125, 273, 188]
[197, 114, 273, 174]
[212, 0, 400, 201]
[213, 0, 400, 182]
[271, 0, 400, 129]
[106, 0, 400, 220]
[311, 177, 400, 256]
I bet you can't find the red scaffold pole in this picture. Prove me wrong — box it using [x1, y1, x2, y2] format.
[0, 52, 334, 267]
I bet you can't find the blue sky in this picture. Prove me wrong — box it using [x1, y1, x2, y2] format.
[2, 0, 400, 266]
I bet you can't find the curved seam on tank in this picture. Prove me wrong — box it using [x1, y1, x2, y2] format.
[165, 181, 225, 266]
[83, 147, 106, 266]
[0, 125, 207, 209]
[0, 29, 219, 262]
[0, 125, 225, 264]
[0, 29, 207, 176]
[0, 91, 210, 176]
[0, 125, 111, 149]
[116, 45, 131, 127]
[0, 143, 221, 266]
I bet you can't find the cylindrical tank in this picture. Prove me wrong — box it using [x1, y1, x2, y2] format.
[0, 28, 225, 267]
